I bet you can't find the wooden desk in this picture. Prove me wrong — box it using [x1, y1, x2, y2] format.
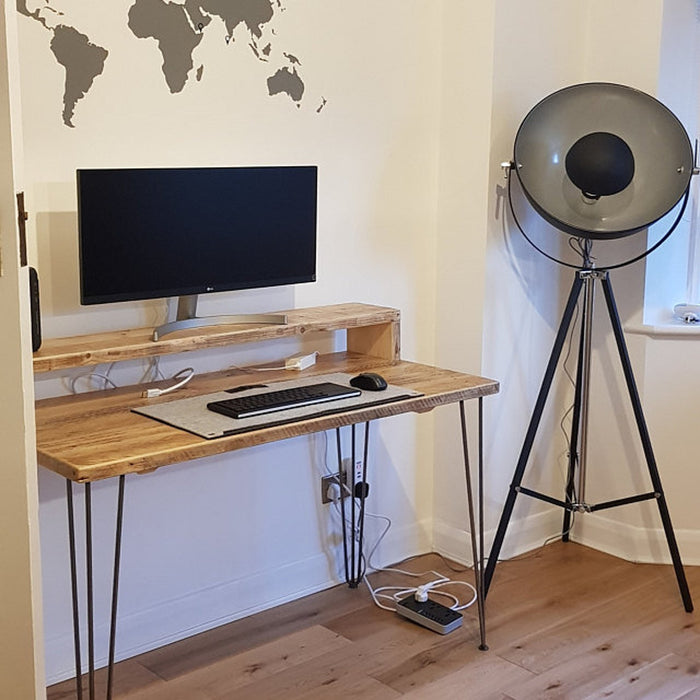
[34, 304, 498, 699]
[36, 353, 497, 483]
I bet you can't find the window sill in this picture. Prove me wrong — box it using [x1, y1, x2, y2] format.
[625, 322, 700, 338]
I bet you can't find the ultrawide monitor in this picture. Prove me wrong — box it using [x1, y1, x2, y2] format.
[77, 165, 318, 306]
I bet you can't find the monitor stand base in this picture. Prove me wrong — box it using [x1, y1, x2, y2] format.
[152, 295, 287, 341]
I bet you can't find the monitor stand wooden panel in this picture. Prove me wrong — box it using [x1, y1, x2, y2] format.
[33, 302, 401, 373]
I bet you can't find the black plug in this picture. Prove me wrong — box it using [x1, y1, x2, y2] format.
[354, 482, 369, 499]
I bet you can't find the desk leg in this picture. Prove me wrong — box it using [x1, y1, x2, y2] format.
[106, 476, 126, 699]
[459, 398, 488, 651]
[335, 422, 371, 588]
[65, 476, 126, 700]
[66, 481, 83, 700]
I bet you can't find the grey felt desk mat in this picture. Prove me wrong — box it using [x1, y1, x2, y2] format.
[132, 372, 422, 439]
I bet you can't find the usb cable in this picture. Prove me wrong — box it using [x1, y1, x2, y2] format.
[142, 367, 195, 398]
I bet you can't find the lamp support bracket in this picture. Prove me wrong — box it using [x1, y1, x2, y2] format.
[578, 269, 606, 281]
[506, 166, 692, 270]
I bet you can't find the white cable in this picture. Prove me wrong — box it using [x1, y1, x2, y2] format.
[140, 355, 164, 383]
[364, 575, 478, 612]
[69, 372, 118, 393]
[324, 470, 477, 613]
[69, 363, 118, 393]
[142, 367, 195, 398]
[229, 363, 287, 372]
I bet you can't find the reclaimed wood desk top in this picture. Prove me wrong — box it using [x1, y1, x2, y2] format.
[35, 352, 498, 483]
[32, 303, 401, 373]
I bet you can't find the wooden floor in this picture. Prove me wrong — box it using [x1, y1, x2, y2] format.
[48, 543, 700, 699]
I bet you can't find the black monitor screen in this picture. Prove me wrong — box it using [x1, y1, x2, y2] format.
[77, 166, 317, 305]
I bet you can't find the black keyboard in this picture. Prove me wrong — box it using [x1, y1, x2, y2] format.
[207, 382, 361, 419]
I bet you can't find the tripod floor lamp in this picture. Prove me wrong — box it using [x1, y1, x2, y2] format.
[484, 82, 695, 612]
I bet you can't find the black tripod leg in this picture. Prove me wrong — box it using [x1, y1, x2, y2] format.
[601, 274, 693, 613]
[484, 274, 584, 595]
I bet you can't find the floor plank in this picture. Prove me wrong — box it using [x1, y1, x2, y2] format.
[583, 653, 700, 699]
[124, 626, 354, 700]
[46, 659, 165, 700]
[136, 582, 370, 681]
[495, 569, 688, 674]
[47, 543, 700, 699]
[398, 652, 534, 699]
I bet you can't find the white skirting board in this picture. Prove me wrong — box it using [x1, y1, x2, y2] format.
[44, 517, 431, 685]
[432, 510, 700, 571]
[571, 512, 700, 566]
[432, 508, 565, 567]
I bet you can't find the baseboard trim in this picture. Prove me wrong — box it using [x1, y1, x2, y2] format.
[45, 517, 431, 685]
[432, 508, 564, 565]
[432, 509, 700, 568]
[570, 512, 700, 566]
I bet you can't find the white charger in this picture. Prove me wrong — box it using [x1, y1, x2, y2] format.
[284, 351, 319, 371]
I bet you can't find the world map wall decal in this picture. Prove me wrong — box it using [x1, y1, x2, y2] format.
[18, 0, 324, 128]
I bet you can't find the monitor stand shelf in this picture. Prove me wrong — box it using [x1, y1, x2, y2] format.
[32, 303, 401, 373]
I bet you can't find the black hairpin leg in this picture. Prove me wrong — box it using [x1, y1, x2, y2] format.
[66, 475, 126, 700]
[66, 481, 83, 700]
[335, 422, 371, 588]
[106, 476, 126, 699]
[459, 398, 488, 650]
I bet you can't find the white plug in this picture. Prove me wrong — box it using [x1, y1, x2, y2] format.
[284, 351, 318, 370]
[414, 585, 430, 602]
[326, 481, 341, 503]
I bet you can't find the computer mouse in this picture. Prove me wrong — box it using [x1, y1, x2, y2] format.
[349, 372, 388, 391]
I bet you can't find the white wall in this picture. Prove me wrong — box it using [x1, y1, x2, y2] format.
[573, 1, 700, 565]
[643, 0, 698, 323]
[0, 2, 45, 696]
[18, 0, 450, 684]
[457, 0, 700, 573]
[430, 1, 496, 558]
[434, 1, 596, 561]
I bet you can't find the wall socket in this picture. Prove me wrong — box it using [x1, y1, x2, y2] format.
[321, 458, 365, 504]
[346, 457, 364, 489]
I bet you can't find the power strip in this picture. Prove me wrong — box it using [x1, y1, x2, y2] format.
[395, 595, 463, 634]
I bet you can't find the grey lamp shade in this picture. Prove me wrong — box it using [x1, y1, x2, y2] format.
[513, 82, 693, 239]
